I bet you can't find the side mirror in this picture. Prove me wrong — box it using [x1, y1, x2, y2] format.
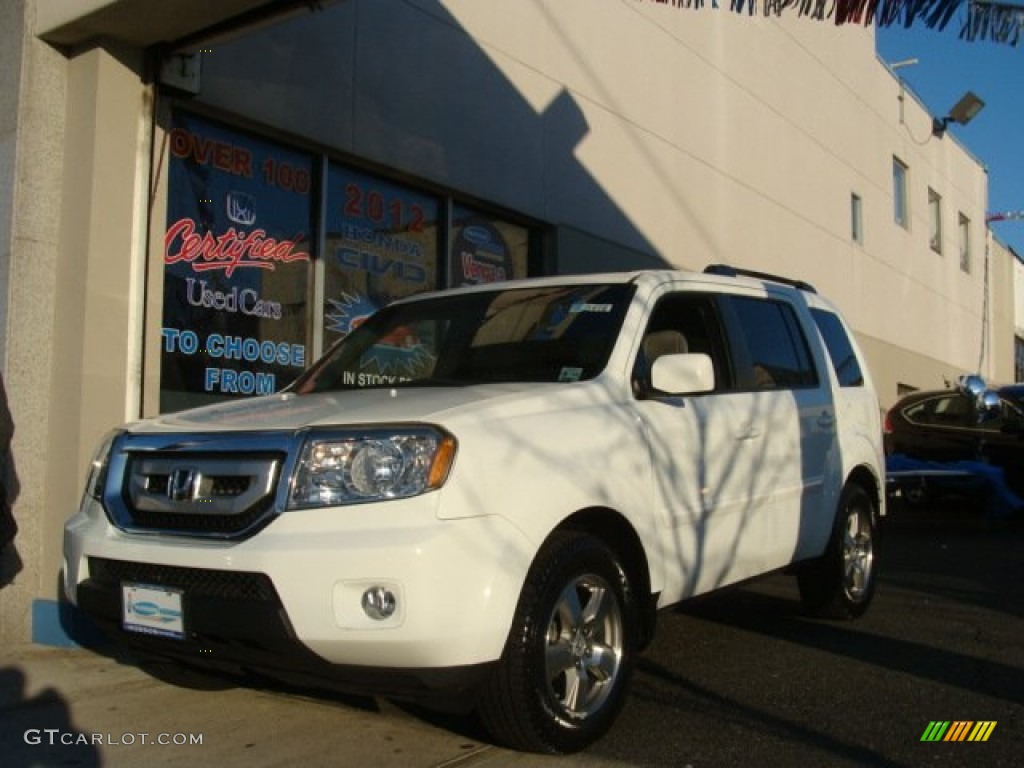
[650, 353, 715, 395]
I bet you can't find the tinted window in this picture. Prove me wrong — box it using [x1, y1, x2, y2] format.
[904, 394, 972, 427]
[906, 391, 1024, 432]
[810, 308, 864, 387]
[728, 297, 818, 390]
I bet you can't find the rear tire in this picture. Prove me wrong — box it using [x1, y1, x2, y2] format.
[901, 479, 931, 509]
[477, 531, 638, 753]
[797, 484, 877, 619]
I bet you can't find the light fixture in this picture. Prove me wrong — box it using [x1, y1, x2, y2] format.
[932, 91, 985, 137]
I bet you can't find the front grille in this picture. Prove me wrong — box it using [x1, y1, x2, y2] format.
[89, 557, 279, 602]
[142, 473, 253, 498]
[103, 433, 294, 539]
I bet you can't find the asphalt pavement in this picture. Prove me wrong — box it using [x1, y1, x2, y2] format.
[2, 498, 1021, 767]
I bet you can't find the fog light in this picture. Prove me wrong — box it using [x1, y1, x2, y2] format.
[361, 586, 397, 620]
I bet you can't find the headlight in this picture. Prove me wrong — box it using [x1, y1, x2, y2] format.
[288, 427, 457, 509]
[83, 430, 121, 502]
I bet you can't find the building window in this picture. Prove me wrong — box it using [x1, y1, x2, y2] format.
[928, 188, 942, 253]
[897, 382, 918, 398]
[959, 213, 971, 273]
[1016, 335, 1024, 382]
[893, 157, 909, 229]
[850, 192, 863, 244]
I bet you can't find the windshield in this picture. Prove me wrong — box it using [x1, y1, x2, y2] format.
[291, 283, 634, 392]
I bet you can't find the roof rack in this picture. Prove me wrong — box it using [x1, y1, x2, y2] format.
[703, 264, 817, 294]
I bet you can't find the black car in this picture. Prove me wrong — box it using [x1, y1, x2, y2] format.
[885, 379, 1024, 501]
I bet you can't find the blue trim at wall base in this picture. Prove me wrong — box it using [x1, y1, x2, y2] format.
[32, 599, 108, 648]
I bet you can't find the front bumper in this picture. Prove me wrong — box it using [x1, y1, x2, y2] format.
[63, 494, 535, 696]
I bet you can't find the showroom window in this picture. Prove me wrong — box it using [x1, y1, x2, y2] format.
[322, 163, 442, 350]
[160, 111, 315, 413]
[157, 109, 541, 412]
[893, 157, 909, 229]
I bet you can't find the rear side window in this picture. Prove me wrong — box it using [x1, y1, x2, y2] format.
[905, 392, 1024, 433]
[810, 308, 864, 387]
[904, 394, 972, 427]
[725, 296, 818, 390]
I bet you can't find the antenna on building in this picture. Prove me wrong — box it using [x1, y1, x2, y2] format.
[889, 58, 919, 125]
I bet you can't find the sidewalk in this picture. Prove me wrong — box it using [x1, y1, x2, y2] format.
[0, 643, 629, 768]
[1, 642, 470, 767]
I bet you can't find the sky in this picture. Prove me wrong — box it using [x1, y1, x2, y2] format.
[875, 18, 1024, 258]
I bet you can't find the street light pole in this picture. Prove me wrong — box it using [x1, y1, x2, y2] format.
[982, 210, 1024, 380]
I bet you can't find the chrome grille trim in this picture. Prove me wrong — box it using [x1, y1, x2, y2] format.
[129, 456, 279, 516]
[101, 431, 299, 540]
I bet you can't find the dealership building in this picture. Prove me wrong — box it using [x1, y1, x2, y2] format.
[1, 0, 1019, 643]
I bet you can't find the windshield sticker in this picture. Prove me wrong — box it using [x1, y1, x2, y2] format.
[558, 367, 584, 382]
[360, 335, 434, 378]
[570, 302, 614, 313]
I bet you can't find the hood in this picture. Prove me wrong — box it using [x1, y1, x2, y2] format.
[130, 383, 583, 434]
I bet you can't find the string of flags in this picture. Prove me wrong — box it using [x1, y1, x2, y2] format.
[637, 0, 1024, 45]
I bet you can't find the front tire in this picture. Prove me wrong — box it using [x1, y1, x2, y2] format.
[797, 483, 877, 619]
[477, 531, 638, 753]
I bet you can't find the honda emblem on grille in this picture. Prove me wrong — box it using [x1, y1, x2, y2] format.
[168, 468, 201, 502]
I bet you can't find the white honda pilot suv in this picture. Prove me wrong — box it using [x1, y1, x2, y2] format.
[64, 265, 884, 753]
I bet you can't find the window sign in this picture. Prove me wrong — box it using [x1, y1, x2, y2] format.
[161, 112, 313, 412]
[322, 164, 439, 351]
[449, 204, 529, 287]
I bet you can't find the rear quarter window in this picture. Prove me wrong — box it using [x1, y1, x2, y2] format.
[810, 308, 864, 387]
[905, 394, 972, 427]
